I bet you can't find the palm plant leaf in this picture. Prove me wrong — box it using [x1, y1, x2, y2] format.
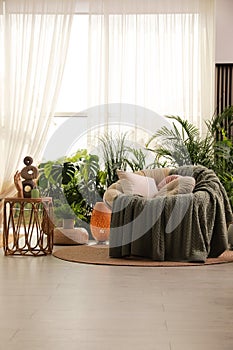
[99, 131, 128, 186]
[146, 115, 215, 167]
[206, 106, 233, 137]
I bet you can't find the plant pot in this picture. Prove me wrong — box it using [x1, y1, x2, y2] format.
[63, 219, 75, 230]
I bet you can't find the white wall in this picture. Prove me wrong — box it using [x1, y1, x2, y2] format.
[216, 0, 233, 63]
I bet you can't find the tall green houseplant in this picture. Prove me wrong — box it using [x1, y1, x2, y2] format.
[146, 107, 233, 209]
[207, 106, 233, 208]
[146, 115, 214, 168]
[38, 149, 106, 226]
[99, 131, 157, 186]
[99, 132, 128, 187]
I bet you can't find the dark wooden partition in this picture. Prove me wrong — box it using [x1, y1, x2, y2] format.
[215, 63, 233, 139]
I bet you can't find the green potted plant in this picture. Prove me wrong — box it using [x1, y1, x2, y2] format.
[99, 131, 128, 187]
[54, 203, 77, 229]
[38, 149, 106, 236]
[145, 107, 233, 210]
[209, 108, 233, 209]
[146, 115, 214, 168]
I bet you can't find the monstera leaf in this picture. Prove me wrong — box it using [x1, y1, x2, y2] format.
[62, 162, 76, 185]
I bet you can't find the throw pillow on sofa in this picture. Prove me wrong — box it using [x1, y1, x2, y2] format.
[116, 170, 158, 198]
[156, 175, 196, 197]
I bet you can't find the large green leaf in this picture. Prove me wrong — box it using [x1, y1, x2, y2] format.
[62, 162, 76, 185]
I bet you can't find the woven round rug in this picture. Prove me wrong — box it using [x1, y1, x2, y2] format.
[52, 245, 233, 267]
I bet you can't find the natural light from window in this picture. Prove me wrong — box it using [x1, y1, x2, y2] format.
[55, 13, 199, 117]
[52, 12, 200, 155]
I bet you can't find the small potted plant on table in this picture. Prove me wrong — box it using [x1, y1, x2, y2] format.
[54, 203, 76, 229]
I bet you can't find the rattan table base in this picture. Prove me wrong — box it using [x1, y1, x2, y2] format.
[3, 197, 54, 256]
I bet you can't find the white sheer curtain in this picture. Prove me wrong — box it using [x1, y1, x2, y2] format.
[85, 0, 215, 138]
[0, 0, 75, 226]
[0, 0, 216, 221]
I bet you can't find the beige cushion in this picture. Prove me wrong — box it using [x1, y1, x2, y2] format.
[141, 168, 170, 185]
[116, 170, 158, 198]
[155, 176, 196, 197]
[157, 174, 181, 190]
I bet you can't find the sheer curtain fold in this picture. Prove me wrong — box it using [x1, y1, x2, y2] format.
[86, 0, 215, 135]
[0, 0, 216, 223]
[0, 0, 75, 214]
[88, 0, 209, 14]
[5, 0, 76, 14]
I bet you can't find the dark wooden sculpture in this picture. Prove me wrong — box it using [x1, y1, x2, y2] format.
[21, 156, 39, 198]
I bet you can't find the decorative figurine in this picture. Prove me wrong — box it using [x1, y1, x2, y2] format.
[14, 156, 39, 198]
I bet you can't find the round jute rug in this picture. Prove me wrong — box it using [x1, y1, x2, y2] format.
[52, 245, 233, 267]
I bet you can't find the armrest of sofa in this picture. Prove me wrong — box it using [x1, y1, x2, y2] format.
[103, 180, 124, 209]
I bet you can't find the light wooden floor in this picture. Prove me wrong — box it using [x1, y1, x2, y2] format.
[0, 246, 233, 350]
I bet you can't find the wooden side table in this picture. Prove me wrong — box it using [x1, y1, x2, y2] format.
[3, 197, 54, 256]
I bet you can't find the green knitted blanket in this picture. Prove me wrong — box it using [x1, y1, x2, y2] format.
[109, 166, 233, 262]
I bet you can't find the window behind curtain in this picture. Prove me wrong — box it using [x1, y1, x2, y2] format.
[56, 13, 200, 116]
[52, 4, 214, 152]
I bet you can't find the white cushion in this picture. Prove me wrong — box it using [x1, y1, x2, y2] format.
[117, 170, 158, 198]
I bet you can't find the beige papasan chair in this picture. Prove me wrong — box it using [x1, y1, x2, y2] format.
[103, 165, 233, 263]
